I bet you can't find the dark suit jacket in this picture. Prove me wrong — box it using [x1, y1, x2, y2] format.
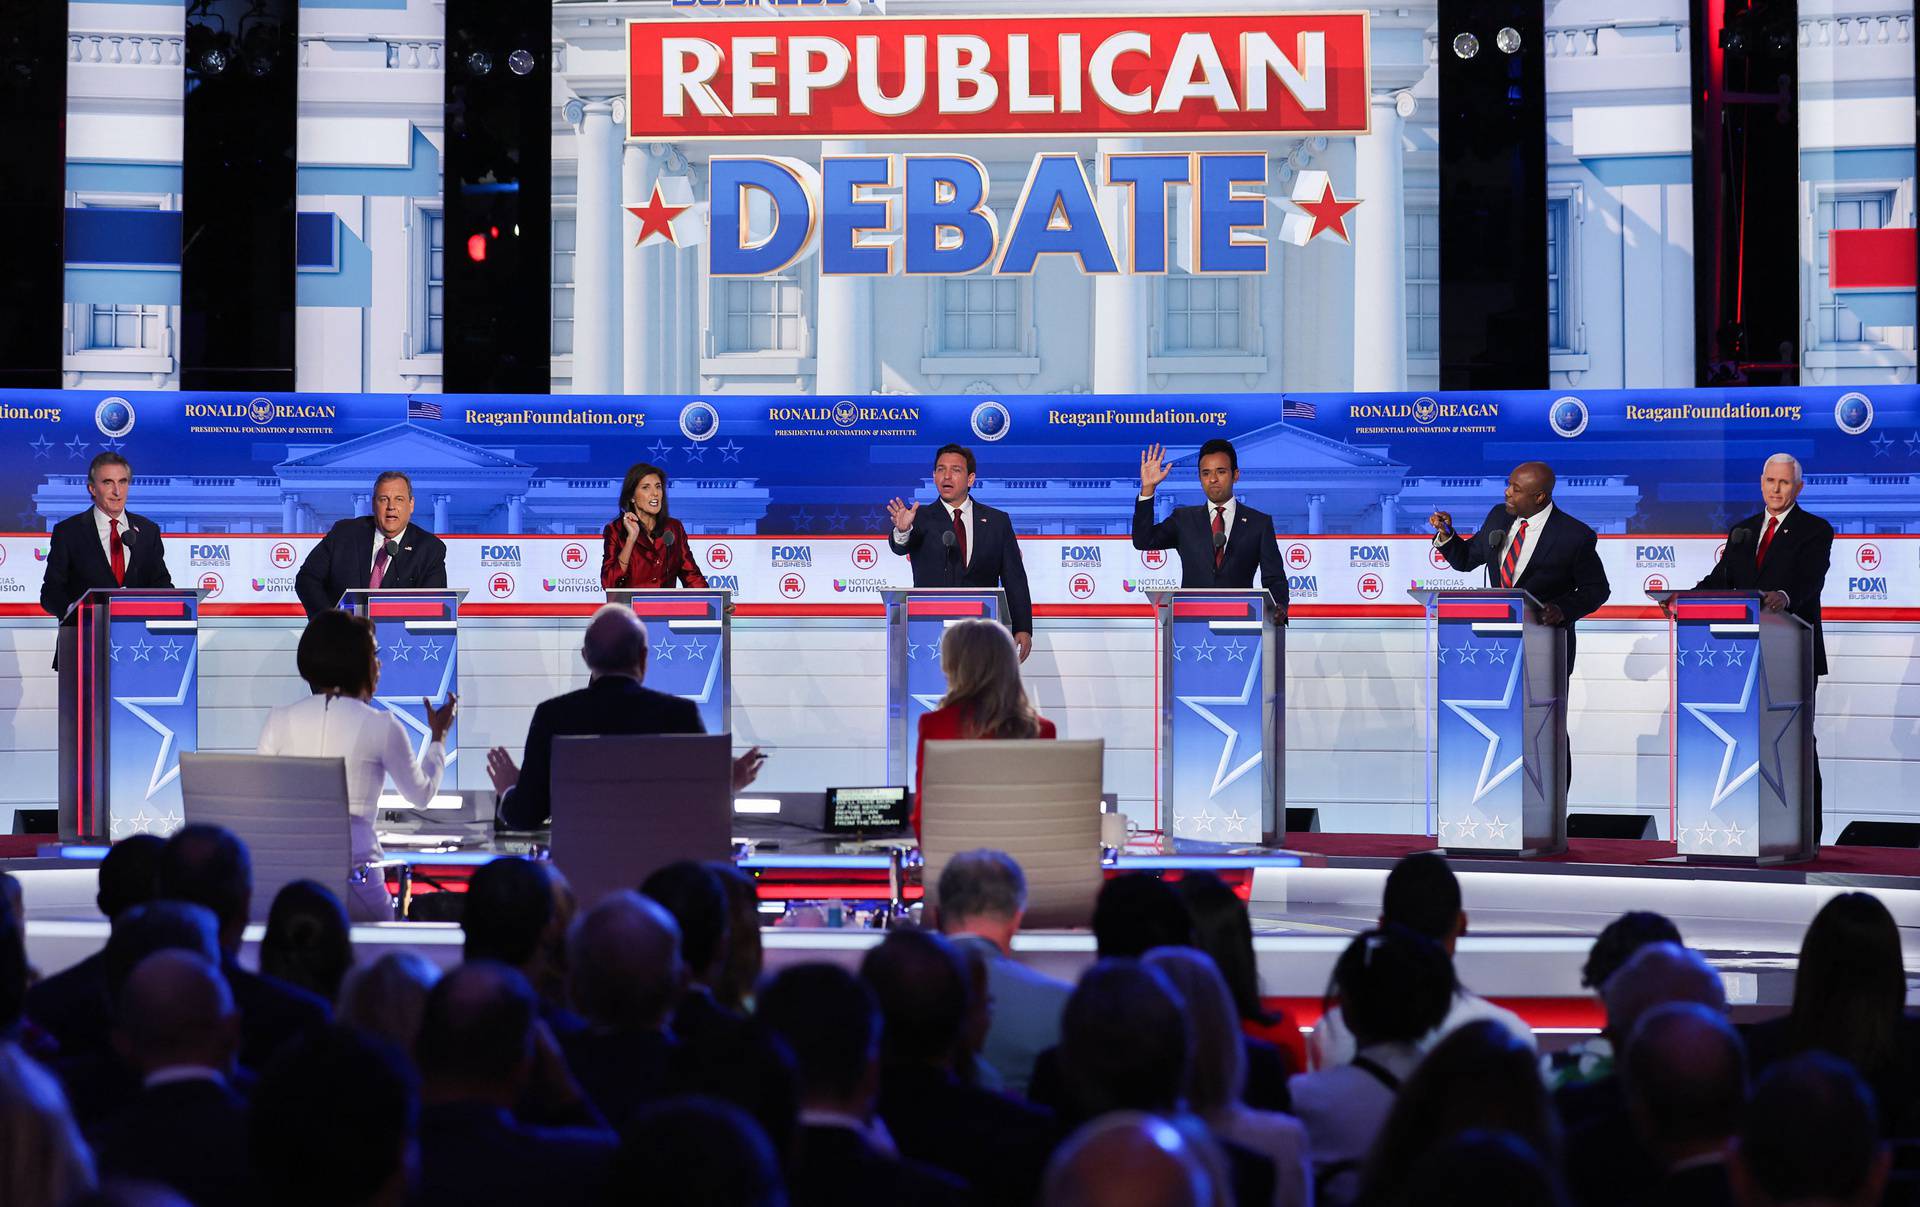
[1131, 496, 1290, 617]
[1438, 503, 1612, 668]
[40, 508, 174, 621]
[889, 499, 1034, 636]
[877, 1065, 1059, 1207]
[788, 1123, 969, 1207]
[89, 1075, 253, 1207]
[667, 986, 799, 1152]
[295, 516, 449, 619]
[416, 1101, 616, 1207]
[24, 950, 110, 1053]
[1696, 507, 1834, 676]
[559, 1027, 678, 1130]
[496, 676, 704, 829]
[225, 958, 330, 1071]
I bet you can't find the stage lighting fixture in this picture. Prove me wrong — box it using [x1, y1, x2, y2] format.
[1452, 32, 1480, 59]
[508, 48, 535, 76]
[1496, 26, 1522, 53]
[467, 49, 492, 75]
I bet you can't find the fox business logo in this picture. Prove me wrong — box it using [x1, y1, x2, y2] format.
[188, 544, 231, 567]
[707, 575, 740, 592]
[480, 544, 522, 567]
[1849, 576, 1890, 601]
[1348, 544, 1390, 568]
[1287, 574, 1319, 599]
[541, 577, 601, 594]
[770, 544, 813, 568]
[1060, 544, 1102, 568]
[1635, 545, 1677, 569]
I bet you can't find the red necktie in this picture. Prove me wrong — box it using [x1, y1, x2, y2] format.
[1213, 505, 1227, 569]
[109, 518, 125, 586]
[952, 506, 967, 568]
[1755, 516, 1779, 570]
[1500, 518, 1529, 588]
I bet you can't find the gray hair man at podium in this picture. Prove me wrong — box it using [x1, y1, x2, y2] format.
[39, 451, 174, 622]
[486, 604, 765, 830]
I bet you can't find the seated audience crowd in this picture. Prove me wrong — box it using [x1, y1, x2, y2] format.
[0, 828, 1911, 1207]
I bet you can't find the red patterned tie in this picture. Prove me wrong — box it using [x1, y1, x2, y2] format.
[109, 518, 125, 586]
[952, 506, 967, 567]
[1500, 519, 1529, 588]
[1213, 505, 1226, 569]
[1755, 516, 1779, 570]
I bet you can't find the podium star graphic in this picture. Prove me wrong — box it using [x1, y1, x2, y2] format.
[115, 644, 198, 800]
[627, 183, 690, 247]
[1681, 655, 1761, 809]
[1756, 651, 1803, 804]
[653, 635, 677, 662]
[1175, 657, 1265, 799]
[1296, 181, 1360, 243]
[1441, 655, 1525, 805]
[376, 651, 459, 767]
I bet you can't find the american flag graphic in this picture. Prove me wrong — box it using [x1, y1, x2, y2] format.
[1282, 399, 1317, 419]
[407, 398, 443, 421]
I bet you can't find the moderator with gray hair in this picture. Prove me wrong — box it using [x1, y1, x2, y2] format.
[582, 603, 650, 673]
[937, 849, 1028, 921]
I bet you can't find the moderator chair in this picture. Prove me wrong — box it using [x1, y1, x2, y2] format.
[919, 738, 1105, 929]
[179, 752, 361, 922]
[547, 732, 733, 908]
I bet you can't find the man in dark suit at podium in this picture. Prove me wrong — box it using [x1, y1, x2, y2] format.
[1131, 439, 1289, 619]
[885, 443, 1034, 662]
[40, 452, 174, 621]
[1428, 461, 1611, 667]
[1694, 453, 1833, 815]
[294, 470, 448, 619]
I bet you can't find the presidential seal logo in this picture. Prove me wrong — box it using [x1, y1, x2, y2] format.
[247, 398, 276, 426]
[1836, 392, 1874, 436]
[679, 401, 720, 442]
[831, 400, 861, 429]
[94, 397, 135, 439]
[1549, 396, 1589, 438]
[1412, 396, 1438, 425]
[970, 400, 1012, 442]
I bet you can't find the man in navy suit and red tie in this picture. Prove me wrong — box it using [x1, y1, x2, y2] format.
[1693, 453, 1833, 815]
[1131, 438, 1289, 619]
[886, 443, 1034, 662]
[40, 451, 174, 622]
[294, 470, 449, 620]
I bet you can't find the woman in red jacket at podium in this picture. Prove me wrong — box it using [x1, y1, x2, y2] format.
[600, 462, 708, 590]
[913, 619, 1055, 839]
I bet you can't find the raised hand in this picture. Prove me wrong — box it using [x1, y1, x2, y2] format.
[886, 497, 919, 534]
[619, 511, 640, 543]
[732, 747, 767, 791]
[1140, 444, 1172, 496]
[1428, 510, 1454, 539]
[425, 692, 459, 742]
[485, 745, 519, 794]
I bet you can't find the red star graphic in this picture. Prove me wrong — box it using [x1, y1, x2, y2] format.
[1297, 182, 1360, 243]
[626, 184, 690, 247]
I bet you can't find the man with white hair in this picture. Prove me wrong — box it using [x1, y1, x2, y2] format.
[1694, 453, 1833, 815]
[486, 604, 764, 828]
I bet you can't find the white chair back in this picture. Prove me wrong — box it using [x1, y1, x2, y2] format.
[179, 753, 352, 923]
[919, 738, 1105, 929]
[547, 733, 733, 907]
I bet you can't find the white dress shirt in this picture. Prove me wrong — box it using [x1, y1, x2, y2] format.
[369, 524, 405, 574]
[257, 693, 446, 865]
[1434, 504, 1554, 585]
[92, 506, 130, 565]
[892, 498, 973, 568]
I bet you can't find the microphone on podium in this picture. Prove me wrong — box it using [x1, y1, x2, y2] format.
[661, 529, 677, 549]
[1485, 528, 1507, 551]
[1212, 529, 1227, 554]
[1728, 526, 1751, 547]
[941, 529, 957, 555]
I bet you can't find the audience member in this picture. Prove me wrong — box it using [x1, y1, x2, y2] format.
[156, 825, 330, 1069]
[1144, 947, 1311, 1207]
[1093, 872, 1197, 958]
[861, 928, 1057, 1204]
[88, 952, 249, 1207]
[1309, 853, 1533, 1068]
[1042, 1112, 1221, 1207]
[756, 963, 967, 1207]
[461, 857, 581, 1036]
[934, 849, 1071, 1094]
[1730, 1053, 1890, 1207]
[25, 834, 164, 1051]
[1743, 891, 1920, 1133]
[250, 1025, 417, 1207]
[336, 951, 440, 1061]
[561, 891, 683, 1127]
[259, 880, 354, 1004]
[611, 1095, 788, 1207]
[1288, 926, 1454, 1207]
[1176, 870, 1307, 1076]
[1358, 1019, 1560, 1207]
[1560, 941, 1729, 1206]
[708, 861, 765, 1014]
[0, 896, 38, 1059]
[414, 963, 615, 1206]
[1619, 1002, 1746, 1207]
[0, 1041, 96, 1206]
[1546, 911, 1682, 1090]
[1390, 1130, 1570, 1207]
